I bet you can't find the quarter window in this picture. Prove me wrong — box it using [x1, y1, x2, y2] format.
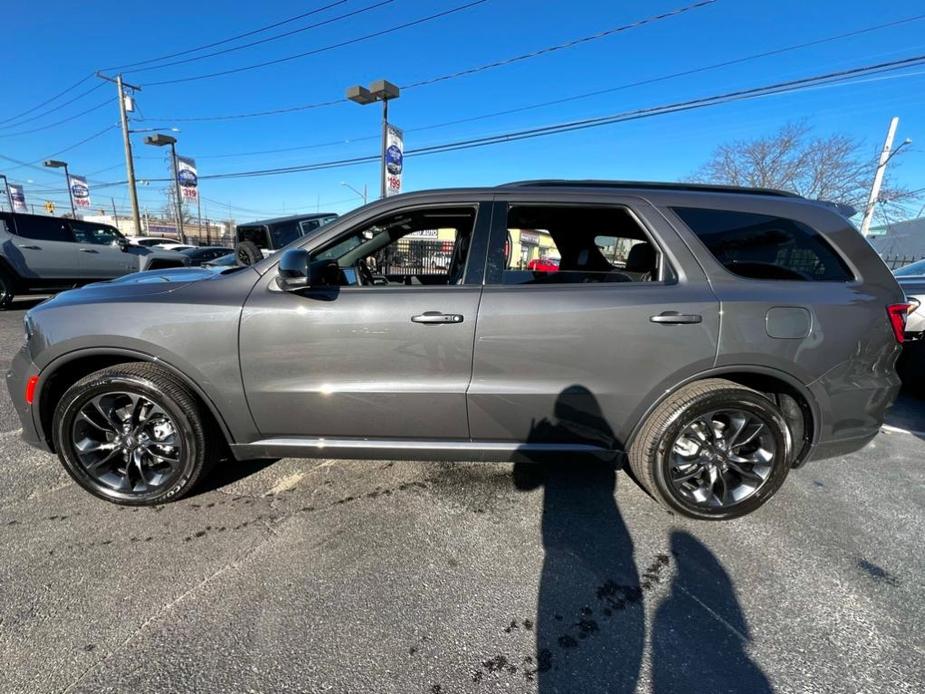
[487, 205, 661, 285]
[673, 207, 852, 281]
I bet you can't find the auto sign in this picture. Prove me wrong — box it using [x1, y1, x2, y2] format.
[178, 169, 198, 187]
[386, 144, 403, 175]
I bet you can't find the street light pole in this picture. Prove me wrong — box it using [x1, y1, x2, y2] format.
[346, 80, 400, 199]
[859, 117, 911, 237]
[44, 160, 77, 217]
[341, 182, 368, 205]
[144, 133, 186, 245]
[0, 173, 21, 236]
[0, 174, 15, 214]
[168, 142, 186, 244]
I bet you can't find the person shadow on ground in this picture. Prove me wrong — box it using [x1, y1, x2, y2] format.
[513, 385, 644, 693]
[651, 530, 772, 693]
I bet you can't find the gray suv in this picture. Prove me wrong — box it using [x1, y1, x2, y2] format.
[6, 182, 909, 520]
[0, 212, 189, 308]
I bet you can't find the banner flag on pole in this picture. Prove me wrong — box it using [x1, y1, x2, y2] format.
[384, 124, 403, 197]
[8, 183, 27, 213]
[68, 174, 91, 209]
[177, 156, 199, 201]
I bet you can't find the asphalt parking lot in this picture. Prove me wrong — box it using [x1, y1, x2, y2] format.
[1, 297, 923, 694]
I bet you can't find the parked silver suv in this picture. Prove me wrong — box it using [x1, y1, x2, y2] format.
[0, 212, 189, 308]
[6, 182, 909, 519]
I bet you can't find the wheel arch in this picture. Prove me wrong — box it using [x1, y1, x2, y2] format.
[36, 348, 235, 453]
[626, 365, 818, 467]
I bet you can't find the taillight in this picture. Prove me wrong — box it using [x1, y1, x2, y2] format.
[25, 375, 39, 405]
[887, 304, 911, 344]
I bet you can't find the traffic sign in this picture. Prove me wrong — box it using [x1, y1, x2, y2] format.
[44, 201, 55, 214]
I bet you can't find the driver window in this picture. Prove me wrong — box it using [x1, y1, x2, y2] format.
[72, 222, 122, 245]
[311, 205, 478, 287]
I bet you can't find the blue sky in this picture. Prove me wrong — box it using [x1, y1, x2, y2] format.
[1, 0, 924, 222]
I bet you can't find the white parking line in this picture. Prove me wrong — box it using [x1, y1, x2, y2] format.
[0, 428, 22, 438]
[881, 424, 925, 437]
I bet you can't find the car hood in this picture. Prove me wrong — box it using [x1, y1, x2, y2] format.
[39, 267, 229, 308]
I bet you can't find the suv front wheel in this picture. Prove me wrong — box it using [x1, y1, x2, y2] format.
[52, 363, 216, 505]
[628, 379, 792, 520]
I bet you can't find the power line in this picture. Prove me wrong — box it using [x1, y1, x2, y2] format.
[112, 52, 925, 184]
[171, 13, 925, 162]
[0, 125, 119, 174]
[0, 73, 95, 126]
[103, 0, 350, 72]
[144, 0, 492, 86]
[0, 82, 107, 131]
[126, 0, 395, 76]
[0, 99, 110, 138]
[143, 0, 720, 122]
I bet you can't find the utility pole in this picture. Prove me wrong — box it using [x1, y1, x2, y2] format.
[859, 117, 908, 237]
[111, 197, 118, 225]
[98, 72, 143, 236]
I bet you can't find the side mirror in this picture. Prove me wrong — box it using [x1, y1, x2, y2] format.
[115, 237, 130, 251]
[276, 249, 339, 291]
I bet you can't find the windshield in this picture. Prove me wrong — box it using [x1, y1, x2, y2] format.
[894, 259, 925, 277]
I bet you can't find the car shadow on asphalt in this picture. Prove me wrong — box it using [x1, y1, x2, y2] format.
[512, 385, 770, 692]
[193, 456, 280, 496]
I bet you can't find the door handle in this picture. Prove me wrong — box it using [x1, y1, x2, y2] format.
[78, 248, 99, 254]
[411, 312, 464, 324]
[17, 244, 40, 250]
[650, 311, 702, 325]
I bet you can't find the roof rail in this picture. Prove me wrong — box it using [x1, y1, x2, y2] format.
[498, 179, 800, 198]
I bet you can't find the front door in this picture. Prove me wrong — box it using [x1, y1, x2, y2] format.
[239, 201, 491, 440]
[468, 197, 720, 451]
[69, 220, 136, 278]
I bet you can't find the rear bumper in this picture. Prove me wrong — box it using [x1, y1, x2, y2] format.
[5, 346, 47, 451]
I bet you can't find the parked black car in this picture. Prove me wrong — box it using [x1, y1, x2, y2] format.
[234, 213, 338, 265]
[179, 246, 234, 267]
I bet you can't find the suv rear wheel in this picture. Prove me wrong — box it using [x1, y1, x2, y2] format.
[628, 379, 792, 520]
[0, 266, 15, 309]
[52, 363, 216, 505]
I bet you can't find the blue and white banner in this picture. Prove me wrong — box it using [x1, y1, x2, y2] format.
[68, 174, 91, 209]
[384, 124, 403, 197]
[8, 183, 27, 213]
[176, 156, 199, 202]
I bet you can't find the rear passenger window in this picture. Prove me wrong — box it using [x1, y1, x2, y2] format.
[488, 205, 662, 285]
[673, 207, 852, 281]
[13, 216, 72, 243]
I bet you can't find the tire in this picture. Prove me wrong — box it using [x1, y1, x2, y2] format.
[0, 265, 16, 310]
[628, 379, 792, 520]
[52, 362, 217, 506]
[235, 240, 262, 266]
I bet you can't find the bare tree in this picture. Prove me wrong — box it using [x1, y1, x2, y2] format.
[691, 122, 917, 222]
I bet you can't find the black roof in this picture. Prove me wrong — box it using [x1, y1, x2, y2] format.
[499, 179, 800, 198]
[238, 212, 337, 227]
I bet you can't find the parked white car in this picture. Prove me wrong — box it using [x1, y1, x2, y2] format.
[124, 235, 180, 248]
[153, 243, 196, 252]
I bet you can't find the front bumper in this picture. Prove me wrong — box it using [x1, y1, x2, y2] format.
[5, 345, 46, 450]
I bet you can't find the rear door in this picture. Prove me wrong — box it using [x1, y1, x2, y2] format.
[3, 215, 79, 279]
[468, 194, 720, 451]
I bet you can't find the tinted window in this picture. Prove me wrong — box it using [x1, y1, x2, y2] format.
[270, 221, 301, 248]
[487, 205, 661, 285]
[674, 207, 852, 281]
[71, 221, 123, 245]
[14, 216, 72, 242]
[237, 225, 268, 248]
